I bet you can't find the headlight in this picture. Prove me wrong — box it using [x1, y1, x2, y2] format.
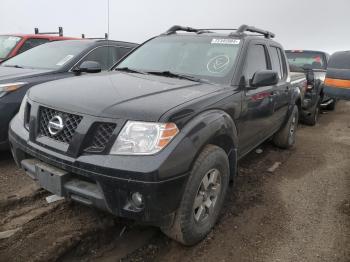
[0, 82, 28, 98]
[18, 94, 28, 123]
[110, 121, 179, 155]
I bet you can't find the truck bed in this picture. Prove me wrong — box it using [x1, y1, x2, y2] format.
[290, 72, 306, 82]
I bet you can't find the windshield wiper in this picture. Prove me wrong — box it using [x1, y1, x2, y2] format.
[3, 64, 23, 68]
[146, 70, 205, 83]
[115, 67, 147, 75]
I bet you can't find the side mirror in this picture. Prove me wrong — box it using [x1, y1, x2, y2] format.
[74, 61, 102, 74]
[250, 70, 279, 88]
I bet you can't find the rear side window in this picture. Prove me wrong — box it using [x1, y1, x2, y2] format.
[277, 48, 287, 78]
[245, 44, 268, 81]
[18, 38, 50, 54]
[270, 46, 286, 79]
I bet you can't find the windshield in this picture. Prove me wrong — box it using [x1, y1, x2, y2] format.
[1, 40, 91, 70]
[0, 36, 22, 59]
[116, 35, 241, 84]
[286, 51, 327, 70]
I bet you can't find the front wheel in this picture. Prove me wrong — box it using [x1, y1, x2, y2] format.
[273, 105, 299, 149]
[161, 145, 230, 246]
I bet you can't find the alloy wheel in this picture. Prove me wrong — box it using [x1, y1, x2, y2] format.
[193, 168, 222, 223]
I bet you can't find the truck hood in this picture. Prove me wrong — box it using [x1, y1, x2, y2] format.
[29, 72, 222, 121]
[0, 66, 51, 83]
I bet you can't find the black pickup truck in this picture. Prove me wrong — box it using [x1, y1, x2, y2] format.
[286, 50, 335, 125]
[9, 25, 305, 245]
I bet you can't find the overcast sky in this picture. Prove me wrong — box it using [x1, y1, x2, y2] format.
[1, 0, 349, 54]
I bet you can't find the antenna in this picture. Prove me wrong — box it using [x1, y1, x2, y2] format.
[107, 0, 110, 40]
[107, 0, 111, 69]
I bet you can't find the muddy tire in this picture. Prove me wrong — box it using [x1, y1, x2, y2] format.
[326, 100, 336, 111]
[303, 98, 320, 126]
[161, 145, 230, 246]
[273, 105, 299, 149]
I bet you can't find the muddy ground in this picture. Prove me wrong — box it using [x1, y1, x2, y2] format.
[0, 102, 349, 262]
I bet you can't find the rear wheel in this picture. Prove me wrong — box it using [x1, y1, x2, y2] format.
[161, 145, 230, 246]
[273, 105, 299, 149]
[326, 100, 336, 111]
[302, 98, 320, 126]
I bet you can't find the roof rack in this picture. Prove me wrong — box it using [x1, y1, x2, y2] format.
[235, 24, 275, 38]
[34, 27, 63, 36]
[164, 25, 201, 35]
[163, 24, 275, 39]
[81, 33, 108, 40]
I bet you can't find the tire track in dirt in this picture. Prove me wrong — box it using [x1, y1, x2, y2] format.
[0, 153, 157, 262]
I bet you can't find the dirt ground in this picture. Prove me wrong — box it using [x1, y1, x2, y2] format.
[0, 101, 349, 262]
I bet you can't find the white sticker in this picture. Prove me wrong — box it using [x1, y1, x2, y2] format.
[211, 39, 240, 45]
[56, 55, 74, 66]
[207, 55, 230, 73]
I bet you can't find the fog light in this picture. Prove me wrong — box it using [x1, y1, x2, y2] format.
[131, 192, 144, 208]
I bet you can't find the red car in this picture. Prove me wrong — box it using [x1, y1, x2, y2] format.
[0, 27, 78, 62]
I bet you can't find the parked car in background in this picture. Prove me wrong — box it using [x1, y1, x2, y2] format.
[10, 25, 304, 245]
[0, 39, 137, 150]
[286, 50, 334, 125]
[324, 50, 350, 100]
[0, 27, 77, 62]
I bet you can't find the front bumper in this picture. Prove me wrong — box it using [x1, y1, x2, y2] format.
[9, 115, 190, 225]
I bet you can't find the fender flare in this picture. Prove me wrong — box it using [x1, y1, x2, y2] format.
[160, 109, 239, 179]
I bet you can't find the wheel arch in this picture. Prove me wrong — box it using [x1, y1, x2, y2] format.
[180, 110, 239, 180]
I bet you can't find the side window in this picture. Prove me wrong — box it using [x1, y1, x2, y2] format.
[277, 48, 287, 79]
[18, 38, 50, 54]
[245, 44, 268, 81]
[117, 47, 132, 59]
[80, 46, 132, 70]
[270, 47, 283, 79]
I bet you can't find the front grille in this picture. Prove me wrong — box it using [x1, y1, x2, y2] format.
[38, 107, 83, 144]
[85, 123, 116, 153]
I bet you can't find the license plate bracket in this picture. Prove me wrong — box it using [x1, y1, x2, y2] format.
[35, 162, 69, 196]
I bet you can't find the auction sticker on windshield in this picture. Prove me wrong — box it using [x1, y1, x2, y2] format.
[56, 55, 74, 66]
[211, 39, 240, 45]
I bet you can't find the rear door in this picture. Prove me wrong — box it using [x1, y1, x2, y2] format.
[238, 41, 277, 155]
[268, 45, 290, 126]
